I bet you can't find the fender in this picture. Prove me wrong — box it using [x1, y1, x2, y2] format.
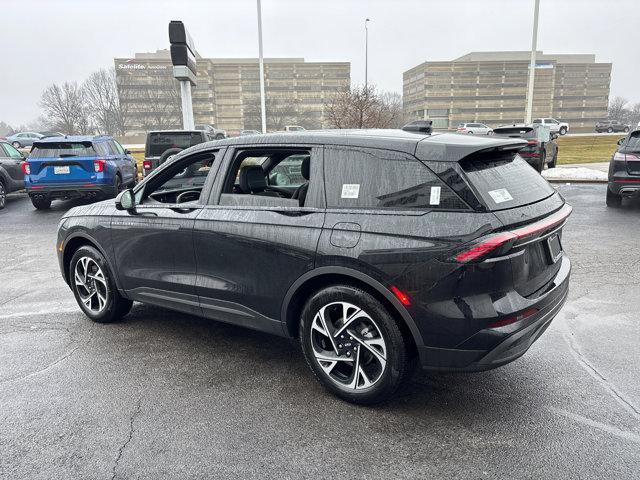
[62, 230, 124, 294]
[280, 266, 425, 347]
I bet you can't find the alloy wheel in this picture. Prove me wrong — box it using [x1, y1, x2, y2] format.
[74, 257, 109, 313]
[310, 301, 387, 390]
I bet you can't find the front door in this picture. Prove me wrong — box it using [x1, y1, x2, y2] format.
[111, 149, 221, 315]
[193, 146, 325, 334]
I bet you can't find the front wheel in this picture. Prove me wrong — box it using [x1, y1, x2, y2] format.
[70, 245, 132, 323]
[215, 134, 225, 140]
[12, 141, 21, 148]
[607, 127, 613, 133]
[624, 127, 630, 133]
[0, 180, 6, 210]
[559, 127, 567, 135]
[300, 285, 414, 404]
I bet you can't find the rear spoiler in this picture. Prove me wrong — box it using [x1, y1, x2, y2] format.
[492, 126, 534, 137]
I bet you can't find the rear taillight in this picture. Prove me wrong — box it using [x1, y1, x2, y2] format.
[143, 160, 152, 171]
[21, 162, 30, 175]
[452, 205, 572, 263]
[94, 159, 106, 173]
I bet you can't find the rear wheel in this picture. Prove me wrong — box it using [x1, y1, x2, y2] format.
[31, 196, 51, 210]
[624, 127, 630, 133]
[215, 133, 225, 140]
[70, 245, 132, 323]
[549, 150, 557, 169]
[559, 127, 567, 135]
[467, 131, 474, 134]
[0, 179, 6, 210]
[300, 285, 414, 404]
[606, 188, 622, 208]
[113, 174, 122, 198]
[607, 127, 613, 133]
[12, 141, 21, 148]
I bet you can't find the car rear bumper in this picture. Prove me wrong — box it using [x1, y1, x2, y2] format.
[608, 179, 640, 197]
[417, 254, 570, 372]
[26, 182, 116, 200]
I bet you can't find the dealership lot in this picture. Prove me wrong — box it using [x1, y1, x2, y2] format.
[0, 185, 639, 479]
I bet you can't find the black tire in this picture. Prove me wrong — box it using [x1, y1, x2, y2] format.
[12, 141, 21, 148]
[0, 179, 6, 210]
[467, 131, 474, 134]
[113, 174, 122, 198]
[606, 188, 622, 208]
[549, 150, 557, 169]
[31, 196, 51, 210]
[300, 285, 414, 405]
[159, 147, 182, 166]
[215, 133, 225, 140]
[559, 127, 567, 135]
[69, 245, 132, 323]
[538, 151, 546, 173]
[607, 127, 613, 133]
[624, 127, 630, 133]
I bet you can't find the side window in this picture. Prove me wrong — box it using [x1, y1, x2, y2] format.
[112, 140, 125, 155]
[219, 148, 312, 208]
[94, 142, 109, 156]
[532, 119, 542, 124]
[3, 143, 23, 158]
[139, 151, 218, 205]
[324, 147, 468, 210]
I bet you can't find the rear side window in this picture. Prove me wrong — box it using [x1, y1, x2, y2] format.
[622, 131, 640, 152]
[324, 147, 468, 210]
[460, 153, 554, 210]
[147, 132, 204, 157]
[29, 142, 96, 158]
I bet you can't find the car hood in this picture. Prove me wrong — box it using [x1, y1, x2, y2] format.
[62, 198, 116, 219]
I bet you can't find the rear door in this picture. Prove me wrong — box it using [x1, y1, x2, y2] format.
[192, 146, 325, 334]
[1, 143, 25, 183]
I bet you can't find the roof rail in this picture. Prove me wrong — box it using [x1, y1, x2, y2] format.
[402, 120, 432, 134]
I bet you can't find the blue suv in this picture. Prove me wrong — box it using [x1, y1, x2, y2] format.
[24, 136, 137, 209]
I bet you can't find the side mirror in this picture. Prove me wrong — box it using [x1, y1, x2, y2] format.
[115, 188, 136, 212]
[617, 138, 625, 146]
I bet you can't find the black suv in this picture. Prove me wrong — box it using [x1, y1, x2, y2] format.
[143, 130, 214, 177]
[492, 126, 559, 172]
[57, 130, 571, 404]
[607, 129, 640, 207]
[0, 141, 27, 209]
[596, 120, 630, 133]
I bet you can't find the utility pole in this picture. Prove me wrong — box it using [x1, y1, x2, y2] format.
[364, 18, 370, 92]
[257, 0, 267, 133]
[525, 0, 540, 124]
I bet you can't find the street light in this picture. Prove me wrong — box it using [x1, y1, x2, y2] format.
[364, 18, 370, 92]
[256, 0, 267, 133]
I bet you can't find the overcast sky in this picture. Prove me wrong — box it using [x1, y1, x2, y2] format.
[2, 0, 638, 126]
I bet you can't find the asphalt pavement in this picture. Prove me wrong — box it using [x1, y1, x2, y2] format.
[1, 186, 639, 479]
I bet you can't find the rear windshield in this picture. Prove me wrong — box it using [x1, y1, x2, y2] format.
[30, 142, 95, 158]
[147, 132, 203, 157]
[622, 131, 640, 153]
[461, 153, 554, 210]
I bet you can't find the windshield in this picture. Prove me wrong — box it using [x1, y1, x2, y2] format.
[146, 132, 203, 157]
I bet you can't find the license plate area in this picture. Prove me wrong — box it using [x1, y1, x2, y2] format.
[545, 233, 562, 264]
[54, 166, 70, 175]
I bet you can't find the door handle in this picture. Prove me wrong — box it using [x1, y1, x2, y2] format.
[170, 207, 198, 214]
[274, 210, 312, 217]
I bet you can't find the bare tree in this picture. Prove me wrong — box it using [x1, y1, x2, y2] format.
[40, 82, 92, 134]
[243, 93, 307, 131]
[118, 75, 181, 132]
[324, 85, 404, 129]
[84, 68, 128, 136]
[608, 96, 628, 121]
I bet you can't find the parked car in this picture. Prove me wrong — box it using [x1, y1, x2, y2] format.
[283, 125, 305, 132]
[239, 130, 261, 136]
[195, 124, 226, 140]
[23, 135, 137, 210]
[531, 118, 569, 135]
[456, 123, 493, 135]
[6, 131, 44, 148]
[606, 129, 640, 207]
[595, 120, 630, 133]
[0, 141, 28, 209]
[493, 125, 559, 172]
[39, 131, 66, 138]
[56, 129, 571, 404]
[143, 130, 214, 176]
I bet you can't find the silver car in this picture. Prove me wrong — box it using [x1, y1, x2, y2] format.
[456, 123, 493, 135]
[6, 132, 44, 148]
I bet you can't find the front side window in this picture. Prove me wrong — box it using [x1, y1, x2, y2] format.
[532, 119, 542, 124]
[324, 147, 467, 210]
[138, 151, 218, 205]
[220, 148, 312, 208]
[2, 143, 23, 158]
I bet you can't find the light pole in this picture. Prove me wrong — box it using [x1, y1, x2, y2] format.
[256, 0, 267, 133]
[525, 0, 540, 124]
[364, 18, 370, 92]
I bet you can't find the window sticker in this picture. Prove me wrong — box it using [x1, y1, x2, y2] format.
[488, 188, 514, 204]
[341, 184, 360, 199]
[429, 186, 441, 205]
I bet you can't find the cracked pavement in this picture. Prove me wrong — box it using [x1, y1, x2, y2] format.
[0, 185, 639, 479]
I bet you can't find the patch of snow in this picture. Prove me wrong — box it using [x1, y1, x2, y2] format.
[543, 167, 607, 182]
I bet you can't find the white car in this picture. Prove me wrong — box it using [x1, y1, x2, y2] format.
[283, 125, 306, 132]
[531, 118, 569, 135]
[456, 123, 493, 135]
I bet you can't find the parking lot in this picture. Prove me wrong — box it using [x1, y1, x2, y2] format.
[0, 184, 639, 479]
